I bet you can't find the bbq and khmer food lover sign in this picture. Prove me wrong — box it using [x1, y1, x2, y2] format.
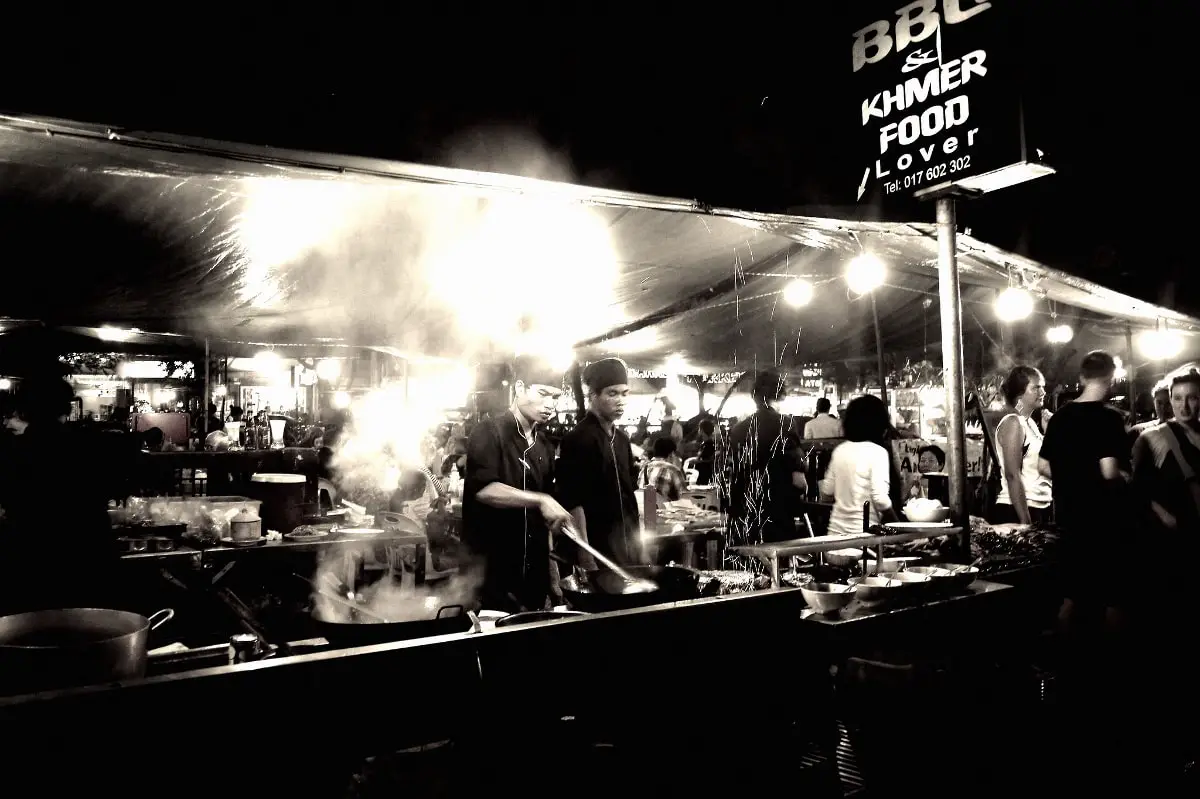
[851, 0, 1050, 202]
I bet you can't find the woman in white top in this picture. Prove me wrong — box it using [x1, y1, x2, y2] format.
[994, 365, 1053, 525]
[820, 394, 900, 536]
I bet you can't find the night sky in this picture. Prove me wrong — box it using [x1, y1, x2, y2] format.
[1, 2, 1191, 313]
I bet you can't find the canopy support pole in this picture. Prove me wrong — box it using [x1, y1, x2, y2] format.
[1124, 323, 1136, 395]
[203, 338, 211, 440]
[935, 197, 969, 535]
[871, 294, 888, 407]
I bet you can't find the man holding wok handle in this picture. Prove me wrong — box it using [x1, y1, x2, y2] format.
[463, 355, 600, 614]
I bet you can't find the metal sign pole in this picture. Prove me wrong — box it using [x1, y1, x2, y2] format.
[935, 197, 969, 535]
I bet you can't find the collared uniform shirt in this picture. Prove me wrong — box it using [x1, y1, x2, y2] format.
[464, 411, 557, 611]
[558, 414, 641, 565]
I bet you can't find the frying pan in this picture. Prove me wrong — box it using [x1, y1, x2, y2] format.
[559, 565, 701, 612]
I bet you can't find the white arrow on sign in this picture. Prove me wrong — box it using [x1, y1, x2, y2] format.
[856, 168, 870, 201]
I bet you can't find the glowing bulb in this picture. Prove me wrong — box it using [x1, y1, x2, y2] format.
[252, 351, 284, 374]
[845, 253, 886, 295]
[549, 350, 577, 374]
[316, 359, 341, 382]
[1046, 324, 1074, 344]
[332, 391, 352, 409]
[97, 326, 135, 342]
[783, 278, 814, 307]
[1139, 329, 1184, 361]
[995, 287, 1033, 322]
[665, 354, 688, 374]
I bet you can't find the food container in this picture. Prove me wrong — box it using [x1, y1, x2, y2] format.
[903, 498, 950, 523]
[800, 582, 857, 614]
[878, 570, 934, 599]
[850, 575, 908, 603]
[247, 473, 306, 535]
[863, 556, 923, 573]
[825, 548, 865, 567]
[910, 563, 979, 593]
[229, 508, 262, 541]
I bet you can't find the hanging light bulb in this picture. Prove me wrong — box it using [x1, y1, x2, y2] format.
[315, 359, 341, 382]
[783, 278, 814, 307]
[995, 287, 1033, 322]
[1046, 324, 1074, 344]
[845, 253, 886, 295]
[1139, 329, 1184, 361]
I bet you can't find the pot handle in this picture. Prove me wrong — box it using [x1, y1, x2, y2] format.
[436, 604, 464, 619]
[148, 609, 175, 631]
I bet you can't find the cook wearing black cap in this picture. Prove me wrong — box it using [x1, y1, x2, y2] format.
[463, 355, 575, 612]
[557, 358, 642, 565]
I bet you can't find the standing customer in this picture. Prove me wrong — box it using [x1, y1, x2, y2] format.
[1038, 351, 1131, 625]
[993, 365, 1053, 525]
[804, 397, 843, 439]
[819, 394, 900, 536]
[722, 371, 807, 550]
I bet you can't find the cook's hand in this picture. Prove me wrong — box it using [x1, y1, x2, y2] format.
[538, 495, 573, 533]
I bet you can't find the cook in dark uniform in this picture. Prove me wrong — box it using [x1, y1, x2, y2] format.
[0, 369, 127, 615]
[463, 356, 574, 612]
[557, 358, 642, 566]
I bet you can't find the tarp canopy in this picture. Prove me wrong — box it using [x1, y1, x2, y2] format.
[0, 114, 1195, 377]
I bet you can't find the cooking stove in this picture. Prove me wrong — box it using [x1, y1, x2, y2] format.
[145, 638, 337, 676]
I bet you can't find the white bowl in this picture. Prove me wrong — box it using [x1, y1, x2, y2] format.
[904, 502, 951, 523]
[800, 583, 857, 614]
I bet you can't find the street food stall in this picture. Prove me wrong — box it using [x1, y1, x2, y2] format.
[1, 113, 1198, 794]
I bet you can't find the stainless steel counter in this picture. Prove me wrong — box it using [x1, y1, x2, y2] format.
[729, 525, 963, 585]
[799, 579, 1011, 626]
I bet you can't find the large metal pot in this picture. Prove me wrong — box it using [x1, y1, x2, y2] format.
[0, 607, 174, 695]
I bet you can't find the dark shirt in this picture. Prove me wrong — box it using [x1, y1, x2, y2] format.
[697, 439, 716, 484]
[463, 411, 557, 611]
[723, 409, 804, 547]
[0, 424, 127, 614]
[1132, 421, 1200, 536]
[557, 413, 641, 565]
[1040, 401, 1130, 535]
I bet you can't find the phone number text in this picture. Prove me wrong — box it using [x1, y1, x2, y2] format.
[883, 155, 972, 194]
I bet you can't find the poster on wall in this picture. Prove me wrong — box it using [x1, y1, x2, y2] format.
[850, 0, 1052, 203]
[892, 437, 983, 501]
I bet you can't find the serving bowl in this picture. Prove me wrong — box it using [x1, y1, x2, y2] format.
[918, 563, 980, 593]
[850, 575, 908, 603]
[800, 582, 857, 614]
[825, 548, 865, 568]
[903, 499, 951, 523]
[863, 556, 923, 573]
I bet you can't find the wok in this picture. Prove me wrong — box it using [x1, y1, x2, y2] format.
[494, 610, 587, 628]
[560, 565, 700, 612]
[312, 604, 470, 647]
[0, 607, 174, 695]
